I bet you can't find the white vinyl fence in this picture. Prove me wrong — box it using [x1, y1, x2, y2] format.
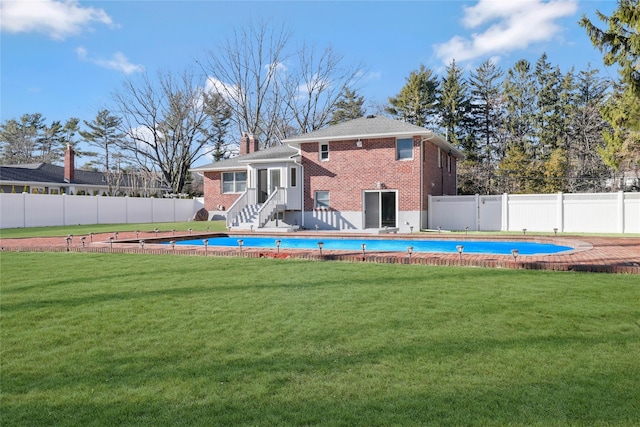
[0, 193, 204, 229]
[428, 192, 640, 234]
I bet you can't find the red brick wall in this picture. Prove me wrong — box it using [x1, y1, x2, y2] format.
[301, 137, 457, 212]
[202, 171, 242, 211]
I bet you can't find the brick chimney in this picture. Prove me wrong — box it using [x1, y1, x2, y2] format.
[64, 144, 75, 182]
[239, 133, 258, 155]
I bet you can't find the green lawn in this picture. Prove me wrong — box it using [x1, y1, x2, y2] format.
[1, 252, 639, 426]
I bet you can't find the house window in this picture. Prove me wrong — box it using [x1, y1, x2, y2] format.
[315, 191, 330, 209]
[320, 143, 329, 161]
[447, 153, 452, 172]
[290, 167, 297, 187]
[396, 138, 413, 160]
[437, 148, 442, 168]
[222, 171, 247, 193]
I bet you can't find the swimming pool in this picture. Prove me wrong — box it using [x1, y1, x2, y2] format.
[173, 236, 572, 256]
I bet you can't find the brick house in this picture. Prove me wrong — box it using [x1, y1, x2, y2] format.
[192, 115, 464, 232]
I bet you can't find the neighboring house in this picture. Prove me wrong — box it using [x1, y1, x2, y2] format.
[0, 145, 170, 197]
[192, 115, 464, 232]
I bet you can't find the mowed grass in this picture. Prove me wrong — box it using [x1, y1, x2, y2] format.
[1, 252, 639, 426]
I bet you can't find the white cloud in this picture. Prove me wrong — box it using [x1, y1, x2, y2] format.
[76, 46, 144, 74]
[433, 0, 578, 64]
[0, 0, 115, 40]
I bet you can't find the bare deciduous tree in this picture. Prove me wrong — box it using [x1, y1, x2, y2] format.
[113, 70, 226, 194]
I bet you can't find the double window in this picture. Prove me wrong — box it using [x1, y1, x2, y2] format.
[222, 171, 247, 193]
[396, 138, 413, 160]
[315, 191, 330, 209]
[320, 143, 329, 161]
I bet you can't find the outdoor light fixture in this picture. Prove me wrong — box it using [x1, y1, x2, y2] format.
[109, 236, 114, 250]
[407, 246, 413, 261]
[202, 239, 209, 255]
[465, 226, 469, 235]
[89, 232, 94, 243]
[410, 225, 414, 233]
[554, 228, 558, 236]
[250, 225, 254, 232]
[80, 236, 86, 248]
[237, 239, 244, 254]
[275, 239, 281, 253]
[135, 230, 139, 238]
[65, 236, 72, 251]
[522, 228, 527, 235]
[456, 245, 464, 262]
[361, 243, 366, 260]
[172, 229, 176, 236]
[511, 249, 519, 261]
[170, 240, 176, 251]
[438, 226, 442, 233]
[154, 228, 159, 236]
[315, 224, 319, 232]
[356, 139, 362, 147]
[140, 240, 145, 249]
[188, 228, 193, 234]
[114, 232, 119, 240]
[317, 241, 324, 256]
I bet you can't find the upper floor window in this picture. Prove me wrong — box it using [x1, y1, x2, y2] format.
[396, 138, 413, 160]
[222, 171, 247, 193]
[320, 143, 329, 161]
[290, 167, 297, 187]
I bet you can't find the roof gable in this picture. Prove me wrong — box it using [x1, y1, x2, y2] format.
[191, 144, 299, 172]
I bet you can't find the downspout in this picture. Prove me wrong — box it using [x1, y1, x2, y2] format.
[289, 144, 305, 228]
[421, 133, 437, 230]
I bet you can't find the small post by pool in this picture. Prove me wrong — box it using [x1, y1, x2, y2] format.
[140, 240, 145, 249]
[170, 240, 176, 251]
[237, 239, 244, 255]
[317, 241, 324, 257]
[275, 239, 281, 254]
[361, 243, 366, 261]
[203, 239, 208, 255]
[456, 245, 464, 262]
[109, 236, 114, 251]
[81, 236, 86, 249]
[511, 249, 519, 262]
[65, 235, 72, 251]
[407, 246, 413, 262]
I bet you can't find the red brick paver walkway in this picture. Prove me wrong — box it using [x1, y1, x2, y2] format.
[1, 231, 639, 274]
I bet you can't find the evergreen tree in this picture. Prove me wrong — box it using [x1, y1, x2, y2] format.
[0, 113, 45, 164]
[330, 87, 365, 125]
[464, 60, 505, 194]
[386, 65, 440, 127]
[580, 0, 640, 100]
[438, 59, 471, 148]
[80, 110, 125, 172]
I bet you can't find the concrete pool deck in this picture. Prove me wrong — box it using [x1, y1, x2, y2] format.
[1, 231, 639, 274]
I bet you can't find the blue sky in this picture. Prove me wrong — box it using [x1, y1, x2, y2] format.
[1, 0, 618, 127]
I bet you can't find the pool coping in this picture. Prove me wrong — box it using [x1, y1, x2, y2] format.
[2, 231, 638, 274]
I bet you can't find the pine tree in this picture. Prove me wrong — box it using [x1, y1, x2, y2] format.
[330, 87, 365, 125]
[386, 65, 440, 127]
[438, 59, 471, 149]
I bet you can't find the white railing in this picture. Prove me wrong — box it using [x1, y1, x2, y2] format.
[258, 188, 286, 227]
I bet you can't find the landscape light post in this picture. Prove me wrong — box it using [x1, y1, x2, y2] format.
[456, 245, 464, 262]
[65, 235, 72, 251]
[109, 237, 114, 251]
[275, 239, 281, 254]
[203, 239, 208, 255]
[407, 246, 413, 262]
[361, 243, 366, 261]
[237, 239, 244, 255]
[511, 249, 519, 262]
[81, 236, 86, 249]
[317, 241, 324, 257]
[170, 240, 176, 251]
[140, 240, 145, 249]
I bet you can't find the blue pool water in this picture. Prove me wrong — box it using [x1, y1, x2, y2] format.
[174, 236, 572, 256]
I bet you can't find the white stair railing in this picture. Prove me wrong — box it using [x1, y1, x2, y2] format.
[225, 188, 256, 229]
[257, 188, 286, 227]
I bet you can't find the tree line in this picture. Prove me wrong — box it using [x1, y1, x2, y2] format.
[1, 1, 638, 195]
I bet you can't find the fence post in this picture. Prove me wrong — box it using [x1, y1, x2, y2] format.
[557, 192, 564, 233]
[475, 193, 480, 231]
[501, 193, 509, 231]
[618, 191, 625, 233]
[427, 194, 432, 230]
